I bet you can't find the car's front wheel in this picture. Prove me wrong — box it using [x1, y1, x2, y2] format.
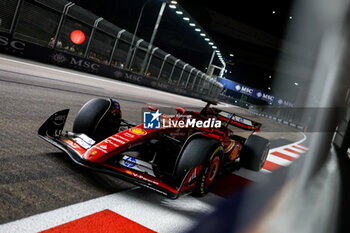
[73, 98, 121, 141]
[194, 146, 223, 196]
[174, 137, 223, 197]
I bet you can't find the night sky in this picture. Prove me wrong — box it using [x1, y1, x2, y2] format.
[70, 0, 295, 92]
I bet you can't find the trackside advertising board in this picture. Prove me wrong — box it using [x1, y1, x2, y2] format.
[217, 77, 294, 107]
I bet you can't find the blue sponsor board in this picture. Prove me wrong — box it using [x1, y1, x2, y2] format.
[217, 77, 293, 107]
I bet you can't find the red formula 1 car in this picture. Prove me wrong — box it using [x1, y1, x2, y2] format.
[38, 98, 269, 198]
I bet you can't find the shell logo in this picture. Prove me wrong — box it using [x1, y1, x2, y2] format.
[130, 128, 147, 135]
[125, 170, 133, 175]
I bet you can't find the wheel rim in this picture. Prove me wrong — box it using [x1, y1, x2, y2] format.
[205, 156, 220, 186]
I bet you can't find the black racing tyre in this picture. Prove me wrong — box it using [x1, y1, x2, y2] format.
[175, 137, 223, 197]
[73, 98, 120, 141]
[194, 145, 223, 196]
[240, 135, 270, 171]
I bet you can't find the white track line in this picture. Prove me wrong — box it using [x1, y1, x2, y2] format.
[266, 154, 292, 166]
[295, 144, 309, 150]
[0, 55, 204, 104]
[287, 146, 306, 154]
[279, 149, 301, 158]
[0, 188, 223, 233]
[269, 133, 307, 153]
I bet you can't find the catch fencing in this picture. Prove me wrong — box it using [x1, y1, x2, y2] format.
[0, 0, 223, 100]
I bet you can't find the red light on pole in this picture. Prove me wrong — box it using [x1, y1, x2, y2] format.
[70, 30, 85, 45]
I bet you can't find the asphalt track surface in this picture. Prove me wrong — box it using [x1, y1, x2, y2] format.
[0, 54, 304, 226]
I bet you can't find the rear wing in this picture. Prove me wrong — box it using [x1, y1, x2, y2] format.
[213, 108, 262, 131]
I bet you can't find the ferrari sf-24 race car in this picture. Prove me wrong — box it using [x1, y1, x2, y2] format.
[38, 98, 269, 199]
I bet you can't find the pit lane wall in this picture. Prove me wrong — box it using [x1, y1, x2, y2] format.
[0, 0, 223, 102]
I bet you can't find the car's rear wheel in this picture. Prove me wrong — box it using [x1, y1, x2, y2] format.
[240, 135, 270, 171]
[73, 98, 121, 141]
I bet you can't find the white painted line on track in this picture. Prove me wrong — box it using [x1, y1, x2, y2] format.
[0, 188, 223, 233]
[266, 154, 292, 166]
[0, 56, 150, 91]
[0, 55, 205, 105]
[295, 144, 309, 150]
[269, 133, 307, 153]
[293, 145, 308, 152]
[278, 149, 301, 158]
[287, 146, 305, 154]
